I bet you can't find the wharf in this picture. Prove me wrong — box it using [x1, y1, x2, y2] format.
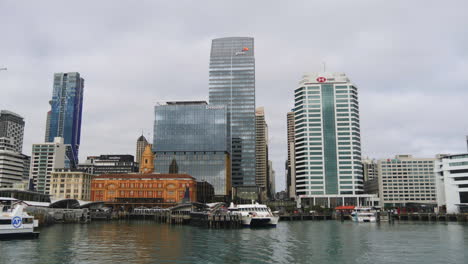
[112, 203, 243, 228]
[391, 213, 468, 222]
[279, 213, 333, 221]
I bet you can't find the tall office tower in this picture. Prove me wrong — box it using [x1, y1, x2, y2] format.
[30, 137, 67, 194]
[209, 37, 256, 187]
[268, 160, 276, 197]
[136, 135, 149, 167]
[294, 73, 365, 208]
[362, 158, 378, 182]
[45, 72, 84, 168]
[255, 107, 268, 193]
[0, 110, 25, 153]
[286, 111, 296, 199]
[0, 137, 24, 187]
[379, 155, 437, 208]
[153, 101, 231, 199]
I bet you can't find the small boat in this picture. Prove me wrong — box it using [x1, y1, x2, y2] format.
[228, 202, 279, 227]
[351, 207, 378, 223]
[0, 201, 39, 239]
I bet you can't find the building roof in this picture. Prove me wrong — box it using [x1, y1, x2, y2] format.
[137, 135, 147, 142]
[166, 101, 207, 105]
[93, 173, 195, 180]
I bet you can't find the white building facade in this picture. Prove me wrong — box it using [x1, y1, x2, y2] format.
[30, 137, 67, 194]
[378, 155, 437, 208]
[0, 137, 24, 187]
[294, 72, 372, 208]
[435, 154, 468, 213]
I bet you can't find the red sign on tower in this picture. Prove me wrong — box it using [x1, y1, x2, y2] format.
[316, 77, 327, 83]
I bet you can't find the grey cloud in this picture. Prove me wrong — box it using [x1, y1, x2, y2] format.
[1, 0, 468, 192]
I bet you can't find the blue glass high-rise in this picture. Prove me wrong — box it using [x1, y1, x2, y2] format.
[45, 72, 84, 168]
[209, 37, 256, 187]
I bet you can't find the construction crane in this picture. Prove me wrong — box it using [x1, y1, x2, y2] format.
[0, 67, 7, 71]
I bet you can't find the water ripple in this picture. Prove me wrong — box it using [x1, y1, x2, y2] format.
[1, 221, 467, 264]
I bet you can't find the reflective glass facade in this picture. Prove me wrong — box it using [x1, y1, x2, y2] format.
[153, 102, 228, 152]
[153, 102, 230, 196]
[209, 37, 256, 187]
[154, 152, 230, 196]
[46, 72, 84, 168]
[294, 73, 363, 197]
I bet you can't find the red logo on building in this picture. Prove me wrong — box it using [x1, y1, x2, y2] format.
[316, 77, 327, 83]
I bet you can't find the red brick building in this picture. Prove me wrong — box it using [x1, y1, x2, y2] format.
[91, 173, 196, 208]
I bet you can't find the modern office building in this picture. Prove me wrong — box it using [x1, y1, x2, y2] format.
[378, 155, 437, 208]
[363, 158, 378, 182]
[286, 111, 296, 199]
[435, 154, 468, 213]
[30, 137, 67, 194]
[136, 135, 149, 167]
[0, 137, 24, 187]
[209, 37, 256, 188]
[21, 154, 30, 181]
[78, 155, 139, 175]
[0, 110, 25, 153]
[255, 107, 268, 193]
[50, 168, 93, 200]
[45, 72, 84, 168]
[196, 181, 215, 203]
[294, 72, 370, 208]
[153, 101, 231, 198]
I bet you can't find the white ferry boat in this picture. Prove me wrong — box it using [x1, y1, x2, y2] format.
[228, 202, 279, 227]
[351, 207, 378, 223]
[0, 200, 39, 239]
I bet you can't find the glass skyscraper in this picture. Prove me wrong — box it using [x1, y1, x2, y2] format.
[294, 72, 364, 204]
[209, 37, 256, 187]
[45, 72, 84, 168]
[153, 101, 231, 197]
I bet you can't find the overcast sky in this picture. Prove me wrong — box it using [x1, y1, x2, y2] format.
[1, 0, 467, 191]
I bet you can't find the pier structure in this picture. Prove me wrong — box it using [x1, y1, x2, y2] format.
[122, 202, 242, 228]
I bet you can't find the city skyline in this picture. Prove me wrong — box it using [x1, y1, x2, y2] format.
[1, 1, 468, 192]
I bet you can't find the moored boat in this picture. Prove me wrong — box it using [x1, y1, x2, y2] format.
[228, 202, 279, 227]
[0, 201, 39, 239]
[351, 207, 378, 223]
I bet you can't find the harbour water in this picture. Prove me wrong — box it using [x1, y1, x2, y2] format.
[1, 221, 467, 264]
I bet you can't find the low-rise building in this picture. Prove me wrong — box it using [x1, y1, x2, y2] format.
[91, 173, 196, 208]
[49, 168, 93, 200]
[435, 154, 468, 213]
[378, 155, 437, 209]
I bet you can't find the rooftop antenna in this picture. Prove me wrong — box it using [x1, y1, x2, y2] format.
[322, 62, 326, 72]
